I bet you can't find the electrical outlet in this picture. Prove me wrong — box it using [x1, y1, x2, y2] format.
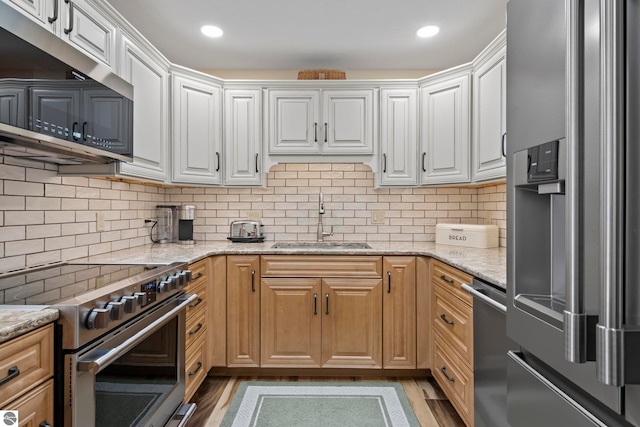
[372, 210, 386, 224]
[246, 211, 260, 221]
[96, 275, 105, 288]
[96, 211, 105, 232]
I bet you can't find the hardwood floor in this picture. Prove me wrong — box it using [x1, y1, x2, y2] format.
[186, 375, 466, 427]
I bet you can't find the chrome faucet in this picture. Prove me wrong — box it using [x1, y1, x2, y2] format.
[317, 192, 333, 242]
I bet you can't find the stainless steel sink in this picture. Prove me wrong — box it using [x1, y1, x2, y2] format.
[271, 242, 371, 249]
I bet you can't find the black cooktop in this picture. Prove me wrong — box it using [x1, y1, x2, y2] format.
[0, 263, 162, 306]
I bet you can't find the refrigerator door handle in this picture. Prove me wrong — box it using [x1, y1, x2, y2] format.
[564, 0, 588, 365]
[596, 0, 625, 387]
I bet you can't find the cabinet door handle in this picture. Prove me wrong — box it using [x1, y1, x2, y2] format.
[71, 122, 79, 141]
[82, 121, 87, 141]
[441, 366, 455, 382]
[255, 153, 259, 173]
[440, 274, 454, 285]
[440, 313, 455, 325]
[422, 152, 427, 172]
[189, 323, 203, 336]
[48, 0, 58, 23]
[188, 361, 203, 377]
[314, 122, 318, 142]
[313, 292, 318, 315]
[215, 152, 220, 172]
[251, 269, 256, 292]
[501, 133, 507, 157]
[0, 366, 19, 386]
[324, 122, 328, 143]
[325, 293, 329, 315]
[387, 271, 392, 293]
[39, 422, 52, 427]
[63, 0, 74, 34]
[383, 153, 387, 173]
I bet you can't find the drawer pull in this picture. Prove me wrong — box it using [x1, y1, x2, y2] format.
[440, 275, 455, 285]
[193, 272, 204, 280]
[188, 361, 203, 377]
[441, 366, 455, 382]
[189, 298, 203, 308]
[440, 313, 455, 326]
[0, 366, 19, 386]
[39, 422, 52, 427]
[189, 323, 203, 336]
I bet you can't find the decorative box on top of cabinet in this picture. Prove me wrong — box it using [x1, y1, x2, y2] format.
[267, 88, 375, 156]
[430, 259, 474, 427]
[0, 324, 54, 427]
[184, 258, 210, 401]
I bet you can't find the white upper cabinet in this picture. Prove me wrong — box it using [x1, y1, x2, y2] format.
[117, 34, 169, 182]
[472, 32, 507, 182]
[224, 89, 263, 186]
[171, 70, 222, 185]
[379, 88, 418, 186]
[420, 67, 471, 185]
[2, 0, 117, 68]
[268, 88, 374, 155]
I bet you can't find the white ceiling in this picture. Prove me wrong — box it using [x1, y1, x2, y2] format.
[106, 0, 506, 72]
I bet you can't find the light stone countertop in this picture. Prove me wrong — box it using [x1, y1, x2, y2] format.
[0, 308, 59, 344]
[73, 241, 507, 289]
[0, 241, 505, 343]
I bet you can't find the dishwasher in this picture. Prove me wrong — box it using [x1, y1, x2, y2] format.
[462, 278, 517, 427]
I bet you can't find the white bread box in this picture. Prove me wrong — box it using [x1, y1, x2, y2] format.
[435, 223, 499, 248]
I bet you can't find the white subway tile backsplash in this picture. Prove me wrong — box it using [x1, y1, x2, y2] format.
[1, 160, 506, 271]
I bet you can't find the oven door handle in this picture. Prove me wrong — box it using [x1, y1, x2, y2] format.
[77, 294, 197, 374]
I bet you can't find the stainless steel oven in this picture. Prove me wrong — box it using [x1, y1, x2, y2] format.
[0, 261, 197, 427]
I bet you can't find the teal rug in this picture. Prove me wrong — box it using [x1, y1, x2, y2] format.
[220, 381, 421, 427]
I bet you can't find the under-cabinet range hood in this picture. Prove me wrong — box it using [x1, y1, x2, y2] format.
[0, 2, 133, 165]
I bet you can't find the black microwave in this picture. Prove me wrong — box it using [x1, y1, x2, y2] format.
[0, 3, 133, 164]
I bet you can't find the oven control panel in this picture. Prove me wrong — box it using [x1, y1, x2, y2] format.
[83, 268, 192, 332]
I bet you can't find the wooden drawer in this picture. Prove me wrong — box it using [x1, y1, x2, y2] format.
[187, 258, 208, 290]
[4, 378, 54, 426]
[433, 333, 473, 427]
[261, 255, 382, 278]
[432, 259, 473, 305]
[186, 303, 207, 350]
[186, 278, 207, 318]
[432, 283, 473, 367]
[185, 331, 207, 402]
[0, 324, 53, 408]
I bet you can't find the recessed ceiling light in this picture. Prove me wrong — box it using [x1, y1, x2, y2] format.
[201, 25, 223, 38]
[417, 25, 440, 38]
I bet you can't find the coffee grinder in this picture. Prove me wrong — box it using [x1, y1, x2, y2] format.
[178, 205, 196, 245]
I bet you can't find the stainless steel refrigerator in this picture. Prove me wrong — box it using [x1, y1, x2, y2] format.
[507, 0, 640, 425]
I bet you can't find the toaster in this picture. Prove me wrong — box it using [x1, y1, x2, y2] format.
[228, 220, 265, 242]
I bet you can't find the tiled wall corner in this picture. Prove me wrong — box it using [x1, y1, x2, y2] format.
[0, 157, 165, 272]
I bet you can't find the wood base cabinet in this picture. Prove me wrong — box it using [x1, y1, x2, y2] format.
[430, 259, 474, 427]
[185, 258, 210, 401]
[227, 255, 261, 367]
[260, 276, 383, 369]
[0, 324, 54, 427]
[383, 256, 416, 369]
